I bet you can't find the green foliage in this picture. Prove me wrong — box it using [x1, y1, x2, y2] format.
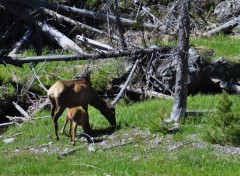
[204, 92, 240, 146]
[119, 0, 133, 8]
[2, 95, 240, 175]
[191, 34, 240, 61]
[23, 46, 37, 57]
[90, 58, 125, 91]
[149, 108, 168, 133]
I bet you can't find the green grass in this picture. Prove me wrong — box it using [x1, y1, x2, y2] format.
[190, 34, 240, 61]
[1, 35, 240, 175]
[154, 34, 240, 61]
[1, 94, 240, 175]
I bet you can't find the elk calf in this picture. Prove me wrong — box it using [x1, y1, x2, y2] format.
[61, 107, 91, 145]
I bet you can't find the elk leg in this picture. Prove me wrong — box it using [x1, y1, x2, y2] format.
[82, 104, 91, 134]
[82, 114, 91, 135]
[72, 123, 78, 146]
[61, 116, 69, 134]
[49, 97, 56, 119]
[69, 120, 73, 143]
[53, 107, 65, 140]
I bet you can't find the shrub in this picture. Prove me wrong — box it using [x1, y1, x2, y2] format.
[205, 92, 240, 146]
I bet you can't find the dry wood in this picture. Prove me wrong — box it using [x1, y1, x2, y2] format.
[141, 6, 163, 25]
[220, 81, 240, 94]
[8, 29, 32, 56]
[203, 16, 240, 36]
[102, 141, 135, 150]
[170, 0, 190, 122]
[12, 101, 29, 119]
[39, 7, 120, 41]
[123, 86, 173, 99]
[0, 122, 15, 127]
[1, 46, 168, 66]
[30, 99, 50, 116]
[36, 21, 85, 54]
[60, 146, 84, 156]
[6, 116, 29, 123]
[32, 67, 48, 92]
[75, 35, 115, 51]
[113, 0, 127, 48]
[46, 3, 164, 30]
[70, 163, 100, 169]
[111, 59, 140, 106]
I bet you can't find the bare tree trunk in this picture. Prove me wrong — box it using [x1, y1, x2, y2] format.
[170, 0, 190, 122]
[113, 0, 127, 48]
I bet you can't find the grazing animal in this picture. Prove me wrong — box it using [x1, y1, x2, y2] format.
[48, 79, 116, 140]
[61, 107, 90, 145]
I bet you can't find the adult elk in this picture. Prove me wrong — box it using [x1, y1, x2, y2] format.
[48, 79, 116, 140]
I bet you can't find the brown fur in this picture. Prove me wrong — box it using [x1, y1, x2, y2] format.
[61, 107, 90, 145]
[48, 79, 116, 140]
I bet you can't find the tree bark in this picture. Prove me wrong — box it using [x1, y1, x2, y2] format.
[75, 35, 115, 51]
[203, 16, 240, 36]
[220, 81, 240, 94]
[170, 0, 190, 122]
[45, 2, 163, 30]
[113, 0, 127, 48]
[111, 59, 140, 106]
[36, 21, 85, 54]
[1, 46, 168, 66]
[8, 29, 32, 56]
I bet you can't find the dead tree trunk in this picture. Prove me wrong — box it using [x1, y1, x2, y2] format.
[169, 0, 190, 122]
[114, 0, 127, 48]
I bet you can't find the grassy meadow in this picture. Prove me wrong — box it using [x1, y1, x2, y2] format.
[1, 34, 240, 175]
[1, 95, 240, 175]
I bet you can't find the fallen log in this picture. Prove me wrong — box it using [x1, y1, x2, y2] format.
[111, 59, 140, 106]
[36, 21, 85, 54]
[0, 46, 170, 66]
[75, 35, 115, 51]
[39, 7, 120, 41]
[220, 81, 240, 94]
[0, 122, 15, 127]
[124, 86, 173, 99]
[12, 101, 29, 119]
[45, 2, 165, 31]
[8, 29, 32, 56]
[203, 16, 240, 36]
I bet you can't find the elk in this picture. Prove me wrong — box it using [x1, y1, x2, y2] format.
[48, 79, 116, 140]
[61, 107, 91, 145]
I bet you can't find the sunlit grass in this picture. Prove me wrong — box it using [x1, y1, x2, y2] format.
[1, 94, 240, 175]
[191, 34, 240, 61]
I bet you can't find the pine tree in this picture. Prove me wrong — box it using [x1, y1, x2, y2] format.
[205, 92, 240, 146]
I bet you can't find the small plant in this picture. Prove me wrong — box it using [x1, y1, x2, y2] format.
[149, 108, 170, 134]
[204, 92, 240, 146]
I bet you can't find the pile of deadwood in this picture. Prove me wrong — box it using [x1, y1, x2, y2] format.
[0, 0, 240, 125]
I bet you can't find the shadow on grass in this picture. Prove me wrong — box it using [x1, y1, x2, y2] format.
[78, 124, 121, 143]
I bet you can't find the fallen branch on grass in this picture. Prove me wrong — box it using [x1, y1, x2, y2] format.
[102, 141, 135, 150]
[111, 59, 140, 106]
[0, 122, 15, 127]
[12, 101, 29, 119]
[203, 16, 240, 36]
[1, 46, 168, 66]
